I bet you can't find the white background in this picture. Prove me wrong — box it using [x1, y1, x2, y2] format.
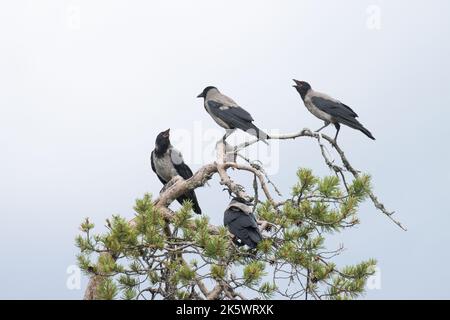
[1, 0, 449, 299]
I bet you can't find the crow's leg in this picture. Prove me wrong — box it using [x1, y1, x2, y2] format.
[222, 129, 235, 142]
[315, 121, 330, 132]
[333, 123, 341, 144]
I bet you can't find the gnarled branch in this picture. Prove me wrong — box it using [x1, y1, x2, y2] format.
[83, 127, 403, 299]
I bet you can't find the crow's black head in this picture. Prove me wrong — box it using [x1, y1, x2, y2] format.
[292, 79, 311, 100]
[197, 86, 217, 98]
[155, 129, 170, 153]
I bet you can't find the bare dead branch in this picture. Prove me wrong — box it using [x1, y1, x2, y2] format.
[234, 128, 405, 230]
[83, 127, 402, 300]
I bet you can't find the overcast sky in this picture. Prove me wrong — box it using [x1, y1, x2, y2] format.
[1, 0, 449, 299]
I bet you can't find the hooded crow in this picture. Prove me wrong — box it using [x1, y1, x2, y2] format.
[151, 129, 202, 214]
[292, 80, 375, 141]
[197, 86, 269, 143]
[224, 197, 262, 249]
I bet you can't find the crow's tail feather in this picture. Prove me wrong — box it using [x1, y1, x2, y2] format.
[247, 123, 270, 145]
[358, 126, 375, 140]
[247, 229, 263, 249]
[177, 191, 202, 214]
[339, 118, 375, 140]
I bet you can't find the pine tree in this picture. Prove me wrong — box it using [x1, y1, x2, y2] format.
[77, 130, 404, 300]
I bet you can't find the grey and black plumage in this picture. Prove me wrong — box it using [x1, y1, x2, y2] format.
[292, 80, 375, 141]
[223, 198, 262, 249]
[151, 129, 202, 214]
[197, 86, 269, 143]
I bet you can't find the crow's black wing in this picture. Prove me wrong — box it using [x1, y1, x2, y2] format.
[207, 100, 255, 129]
[341, 103, 358, 117]
[173, 163, 194, 180]
[311, 96, 358, 119]
[224, 208, 262, 248]
[311, 96, 375, 140]
[170, 149, 194, 180]
[227, 105, 255, 122]
[169, 149, 202, 214]
[207, 100, 270, 141]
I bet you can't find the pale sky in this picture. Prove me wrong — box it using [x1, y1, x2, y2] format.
[1, 0, 449, 299]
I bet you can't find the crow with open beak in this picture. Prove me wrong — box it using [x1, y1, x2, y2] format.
[151, 129, 202, 214]
[292, 79, 375, 142]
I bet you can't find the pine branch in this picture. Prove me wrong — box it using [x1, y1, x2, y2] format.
[235, 128, 406, 231]
[82, 127, 397, 299]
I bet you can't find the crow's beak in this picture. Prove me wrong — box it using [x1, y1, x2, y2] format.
[197, 92, 204, 98]
[163, 128, 170, 137]
[292, 79, 301, 86]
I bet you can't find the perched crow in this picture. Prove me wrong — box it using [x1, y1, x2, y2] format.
[292, 80, 375, 142]
[151, 129, 202, 214]
[224, 198, 262, 249]
[197, 86, 269, 143]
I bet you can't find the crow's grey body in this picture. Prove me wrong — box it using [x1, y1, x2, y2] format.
[223, 198, 262, 249]
[203, 89, 239, 130]
[304, 91, 341, 123]
[293, 80, 375, 141]
[151, 130, 202, 214]
[198, 87, 269, 142]
[151, 148, 184, 183]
